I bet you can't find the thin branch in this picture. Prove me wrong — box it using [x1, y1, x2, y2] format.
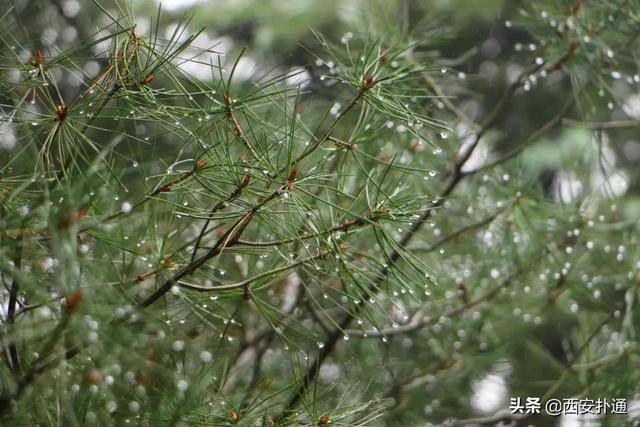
[408, 199, 517, 254]
[97, 162, 206, 226]
[178, 250, 331, 292]
[225, 105, 263, 164]
[190, 172, 251, 263]
[463, 97, 575, 177]
[234, 213, 379, 247]
[423, 73, 480, 132]
[138, 208, 255, 307]
[562, 117, 640, 129]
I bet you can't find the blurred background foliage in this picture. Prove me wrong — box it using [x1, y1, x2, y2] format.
[1, 0, 640, 426]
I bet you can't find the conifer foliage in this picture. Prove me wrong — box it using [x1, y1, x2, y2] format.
[1, 1, 639, 425]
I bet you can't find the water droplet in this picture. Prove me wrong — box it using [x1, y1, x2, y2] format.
[172, 340, 185, 352]
[330, 102, 341, 117]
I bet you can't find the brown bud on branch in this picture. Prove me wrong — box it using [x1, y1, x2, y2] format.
[29, 50, 43, 68]
[65, 289, 84, 313]
[55, 105, 70, 122]
[195, 159, 209, 170]
[287, 167, 298, 183]
[241, 173, 252, 188]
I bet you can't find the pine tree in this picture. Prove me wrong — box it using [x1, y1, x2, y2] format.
[1, 1, 639, 425]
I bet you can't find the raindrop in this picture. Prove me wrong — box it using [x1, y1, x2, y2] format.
[106, 401, 117, 413]
[171, 340, 185, 352]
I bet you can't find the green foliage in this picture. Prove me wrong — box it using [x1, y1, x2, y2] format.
[1, 0, 640, 426]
